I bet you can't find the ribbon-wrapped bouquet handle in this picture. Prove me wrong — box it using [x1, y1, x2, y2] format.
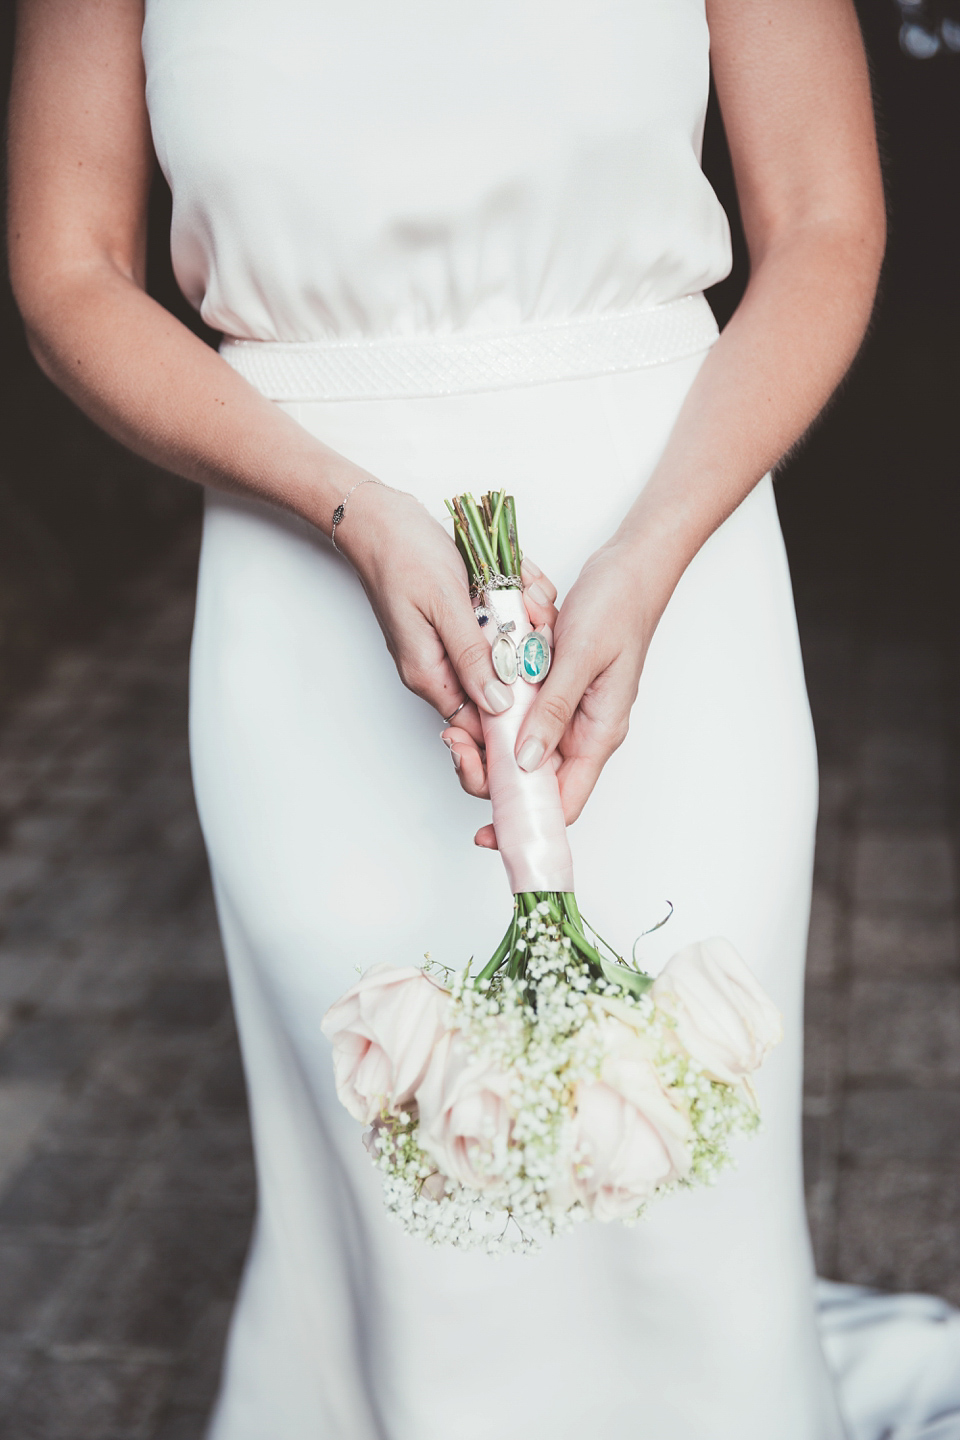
[322, 490, 783, 1252]
[476, 585, 573, 896]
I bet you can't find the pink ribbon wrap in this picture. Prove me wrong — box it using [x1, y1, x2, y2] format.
[480, 588, 575, 895]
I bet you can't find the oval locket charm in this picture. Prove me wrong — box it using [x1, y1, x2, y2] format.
[491, 633, 519, 684]
[519, 631, 551, 683]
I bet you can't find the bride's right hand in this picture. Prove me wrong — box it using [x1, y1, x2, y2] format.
[334, 480, 557, 736]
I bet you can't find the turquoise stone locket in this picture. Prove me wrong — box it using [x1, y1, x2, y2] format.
[519, 631, 551, 684]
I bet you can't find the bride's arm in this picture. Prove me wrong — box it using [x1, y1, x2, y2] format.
[8, 0, 543, 733]
[452, 0, 885, 839]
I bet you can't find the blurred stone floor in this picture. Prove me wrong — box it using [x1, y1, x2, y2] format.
[0, 535, 958, 1439]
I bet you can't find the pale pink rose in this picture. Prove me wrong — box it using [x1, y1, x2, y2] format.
[415, 1029, 513, 1192]
[568, 1019, 693, 1221]
[321, 964, 449, 1124]
[652, 937, 783, 1086]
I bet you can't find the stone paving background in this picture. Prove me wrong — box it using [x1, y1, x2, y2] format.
[0, 533, 253, 1440]
[802, 618, 960, 1297]
[1, 521, 959, 1438]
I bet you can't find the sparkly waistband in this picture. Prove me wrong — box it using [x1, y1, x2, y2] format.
[219, 295, 718, 402]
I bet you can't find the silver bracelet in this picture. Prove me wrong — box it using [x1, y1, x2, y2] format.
[330, 476, 383, 553]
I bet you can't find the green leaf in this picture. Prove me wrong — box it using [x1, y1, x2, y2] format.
[596, 957, 654, 998]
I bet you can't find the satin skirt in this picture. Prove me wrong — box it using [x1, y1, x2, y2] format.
[189, 347, 958, 1438]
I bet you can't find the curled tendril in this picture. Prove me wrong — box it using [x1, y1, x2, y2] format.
[632, 901, 674, 968]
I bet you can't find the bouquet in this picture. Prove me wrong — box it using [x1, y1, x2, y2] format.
[322, 492, 782, 1252]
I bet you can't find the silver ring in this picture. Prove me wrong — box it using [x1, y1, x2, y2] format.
[442, 699, 467, 726]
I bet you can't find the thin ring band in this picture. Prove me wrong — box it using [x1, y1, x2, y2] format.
[442, 699, 467, 726]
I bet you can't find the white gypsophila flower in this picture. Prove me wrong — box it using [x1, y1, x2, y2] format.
[364, 919, 760, 1253]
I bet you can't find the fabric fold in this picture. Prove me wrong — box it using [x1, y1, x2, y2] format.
[818, 1280, 960, 1440]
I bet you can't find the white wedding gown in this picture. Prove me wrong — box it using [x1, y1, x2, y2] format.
[142, 2, 960, 1436]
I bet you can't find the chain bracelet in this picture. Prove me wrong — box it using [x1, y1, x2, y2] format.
[330, 476, 383, 553]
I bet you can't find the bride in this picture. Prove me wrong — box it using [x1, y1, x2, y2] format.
[9, 1, 958, 1437]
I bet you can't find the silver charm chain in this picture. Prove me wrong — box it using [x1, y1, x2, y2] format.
[470, 572, 523, 601]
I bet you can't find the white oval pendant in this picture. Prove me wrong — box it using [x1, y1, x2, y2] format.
[519, 632, 551, 684]
[491, 634, 519, 684]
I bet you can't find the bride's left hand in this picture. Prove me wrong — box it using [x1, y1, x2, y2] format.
[443, 541, 651, 849]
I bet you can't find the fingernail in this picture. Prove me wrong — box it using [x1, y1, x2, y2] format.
[442, 734, 454, 750]
[484, 681, 514, 714]
[523, 557, 543, 579]
[517, 738, 545, 772]
[526, 582, 549, 606]
[451, 749, 461, 772]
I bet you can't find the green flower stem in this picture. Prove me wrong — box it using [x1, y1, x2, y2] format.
[461, 494, 499, 573]
[560, 919, 605, 968]
[489, 488, 507, 547]
[544, 894, 563, 926]
[495, 511, 511, 576]
[449, 497, 489, 582]
[504, 495, 521, 573]
[446, 501, 473, 571]
[453, 523, 480, 586]
[477, 907, 517, 982]
[561, 892, 584, 931]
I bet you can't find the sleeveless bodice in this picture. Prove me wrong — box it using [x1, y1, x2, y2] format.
[141, 0, 731, 343]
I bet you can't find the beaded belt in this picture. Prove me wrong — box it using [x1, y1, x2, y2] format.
[219, 294, 718, 402]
